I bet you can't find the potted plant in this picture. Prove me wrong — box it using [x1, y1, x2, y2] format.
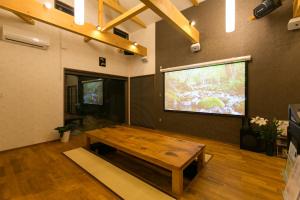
[54, 124, 75, 143]
[240, 117, 265, 152]
[250, 117, 281, 156]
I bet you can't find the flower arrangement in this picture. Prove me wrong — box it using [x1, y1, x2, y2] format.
[250, 116, 281, 142]
[250, 117, 268, 126]
[250, 116, 282, 156]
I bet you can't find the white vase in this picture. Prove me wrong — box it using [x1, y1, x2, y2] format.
[61, 131, 71, 143]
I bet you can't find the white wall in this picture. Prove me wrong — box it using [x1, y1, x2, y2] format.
[0, 15, 63, 151]
[61, 31, 130, 76]
[52, 0, 131, 77]
[129, 23, 156, 77]
[0, 3, 131, 151]
[0, 0, 157, 151]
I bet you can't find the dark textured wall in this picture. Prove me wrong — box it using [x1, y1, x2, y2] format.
[130, 75, 155, 128]
[154, 0, 300, 144]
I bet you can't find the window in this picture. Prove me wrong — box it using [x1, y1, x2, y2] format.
[55, 0, 74, 16]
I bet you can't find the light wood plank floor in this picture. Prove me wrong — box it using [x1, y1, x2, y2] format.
[0, 126, 285, 200]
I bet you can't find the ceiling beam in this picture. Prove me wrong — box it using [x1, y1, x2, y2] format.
[85, 0, 148, 43]
[294, 0, 300, 17]
[102, 3, 147, 32]
[98, 0, 104, 27]
[139, 0, 200, 43]
[104, 0, 147, 28]
[14, 12, 35, 25]
[0, 0, 147, 56]
[190, 0, 199, 6]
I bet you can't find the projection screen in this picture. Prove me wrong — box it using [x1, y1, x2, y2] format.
[164, 62, 246, 116]
[83, 80, 103, 105]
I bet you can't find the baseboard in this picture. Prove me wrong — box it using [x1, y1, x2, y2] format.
[0, 138, 59, 153]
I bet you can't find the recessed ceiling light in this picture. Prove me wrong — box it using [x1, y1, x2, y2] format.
[190, 20, 196, 26]
[43, 2, 52, 9]
[96, 25, 101, 31]
[133, 42, 138, 46]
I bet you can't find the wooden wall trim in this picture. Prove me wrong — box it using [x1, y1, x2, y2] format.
[130, 74, 155, 79]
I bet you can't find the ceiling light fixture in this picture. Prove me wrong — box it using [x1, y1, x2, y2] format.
[74, 0, 85, 26]
[43, 2, 52, 9]
[96, 25, 101, 31]
[190, 20, 196, 26]
[226, 0, 235, 33]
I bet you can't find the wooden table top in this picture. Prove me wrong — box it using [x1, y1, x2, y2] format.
[86, 126, 205, 169]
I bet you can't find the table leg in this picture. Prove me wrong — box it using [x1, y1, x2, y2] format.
[85, 136, 91, 149]
[197, 148, 205, 171]
[172, 168, 183, 197]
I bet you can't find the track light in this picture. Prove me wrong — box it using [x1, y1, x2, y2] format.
[74, 0, 85, 25]
[43, 2, 52, 9]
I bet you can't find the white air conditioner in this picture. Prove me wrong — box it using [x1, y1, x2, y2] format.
[0, 25, 50, 50]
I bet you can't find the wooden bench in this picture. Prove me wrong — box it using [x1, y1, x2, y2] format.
[85, 126, 206, 197]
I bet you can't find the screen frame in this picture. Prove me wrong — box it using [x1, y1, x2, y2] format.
[163, 61, 248, 118]
[82, 79, 104, 106]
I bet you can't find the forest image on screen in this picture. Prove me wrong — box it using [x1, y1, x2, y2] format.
[165, 62, 246, 115]
[83, 81, 103, 105]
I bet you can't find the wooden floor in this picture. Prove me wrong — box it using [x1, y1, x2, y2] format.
[0, 126, 285, 200]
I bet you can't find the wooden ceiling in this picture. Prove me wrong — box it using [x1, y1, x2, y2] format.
[190, 0, 200, 6]
[294, 0, 300, 17]
[85, 0, 200, 44]
[101, 3, 148, 32]
[104, 0, 147, 28]
[140, 0, 200, 43]
[1, 0, 299, 56]
[0, 0, 200, 56]
[0, 0, 147, 56]
[13, 12, 35, 25]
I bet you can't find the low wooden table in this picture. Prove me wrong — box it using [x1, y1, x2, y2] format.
[85, 126, 206, 197]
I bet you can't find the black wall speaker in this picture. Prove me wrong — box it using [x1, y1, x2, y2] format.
[240, 129, 264, 152]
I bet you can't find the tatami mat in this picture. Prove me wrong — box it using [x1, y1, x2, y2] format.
[64, 148, 176, 200]
[205, 153, 213, 163]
